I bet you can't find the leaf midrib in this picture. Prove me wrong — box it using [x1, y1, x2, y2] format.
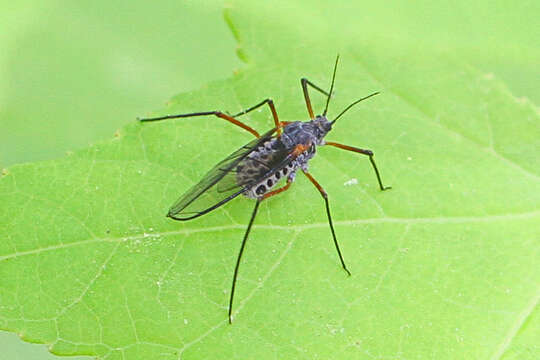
[2, 210, 538, 262]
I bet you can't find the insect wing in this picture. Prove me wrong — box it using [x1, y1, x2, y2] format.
[215, 142, 297, 193]
[168, 128, 277, 220]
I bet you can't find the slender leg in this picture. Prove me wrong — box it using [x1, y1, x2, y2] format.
[230, 98, 282, 136]
[325, 142, 391, 191]
[301, 78, 330, 119]
[302, 171, 351, 276]
[138, 111, 260, 138]
[229, 178, 292, 323]
[229, 198, 261, 324]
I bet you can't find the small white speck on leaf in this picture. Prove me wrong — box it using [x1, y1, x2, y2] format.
[343, 178, 358, 186]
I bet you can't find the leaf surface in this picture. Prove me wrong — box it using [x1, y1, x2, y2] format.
[1, 0, 539, 359]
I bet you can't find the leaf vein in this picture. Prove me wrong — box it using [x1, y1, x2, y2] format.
[490, 285, 540, 359]
[1, 211, 538, 262]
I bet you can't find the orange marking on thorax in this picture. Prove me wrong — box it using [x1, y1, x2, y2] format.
[291, 143, 310, 157]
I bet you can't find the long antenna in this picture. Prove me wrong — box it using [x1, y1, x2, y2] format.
[323, 55, 340, 116]
[331, 91, 380, 124]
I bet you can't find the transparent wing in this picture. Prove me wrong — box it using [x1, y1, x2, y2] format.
[214, 142, 295, 193]
[168, 128, 278, 220]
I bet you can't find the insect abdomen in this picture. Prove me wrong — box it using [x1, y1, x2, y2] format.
[244, 161, 297, 198]
[237, 137, 316, 199]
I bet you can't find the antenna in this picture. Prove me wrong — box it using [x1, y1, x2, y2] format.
[323, 55, 340, 116]
[331, 92, 380, 124]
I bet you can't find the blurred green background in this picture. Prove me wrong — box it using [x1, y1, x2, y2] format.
[0, 0, 240, 168]
[1, 1, 537, 170]
[0, 0, 239, 358]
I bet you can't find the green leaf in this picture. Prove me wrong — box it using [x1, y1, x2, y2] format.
[1, 1, 539, 359]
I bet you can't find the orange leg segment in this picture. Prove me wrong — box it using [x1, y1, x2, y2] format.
[138, 110, 260, 138]
[231, 98, 282, 136]
[216, 112, 261, 138]
[325, 141, 391, 191]
[301, 78, 331, 119]
[263, 178, 292, 199]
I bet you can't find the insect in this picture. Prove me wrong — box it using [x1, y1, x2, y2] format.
[139, 56, 391, 323]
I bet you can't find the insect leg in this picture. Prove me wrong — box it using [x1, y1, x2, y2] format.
[229, 178, 293, 322]
[229, 198, 262, 324]
[263, 177, 293, 199]
[138, 111, 260, 138]
[324, 142, 392, 191]
[230, 99, 283, 136]
[300, 78, 330, 119]
[302, 170, 351, 276]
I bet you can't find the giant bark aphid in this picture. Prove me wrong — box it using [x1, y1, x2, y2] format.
[139, 56, 391, 323]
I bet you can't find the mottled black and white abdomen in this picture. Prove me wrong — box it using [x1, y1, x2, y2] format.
[243, 161, 296, 198]
[235, 137, 316, 199]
